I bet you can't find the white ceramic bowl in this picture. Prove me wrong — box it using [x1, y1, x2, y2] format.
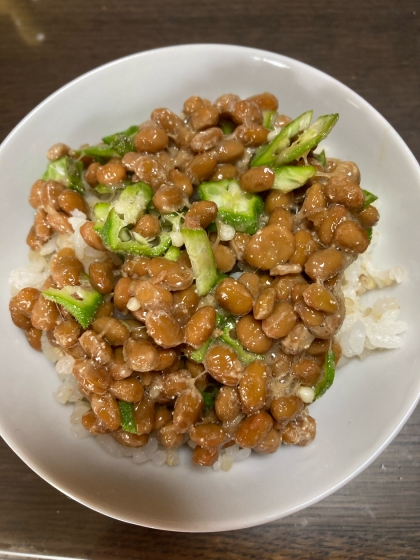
[0, 44, 419, 532]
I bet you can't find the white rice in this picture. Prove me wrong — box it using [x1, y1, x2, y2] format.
[55, 354, 75, 376]
[9, 210, 105, 298]
[132, 449, 148, 464]
[68, 209, 106, 268]
[90, 433, 180, 468]
[151, 450, 168, 467]
[335, 231, 407, 360]
[70, 423, 93, 439]
[39, 236, 59, 256]
[70, 400, 91, 424]
[9, 251, 50, 296]
[96, 434, 125, 458]
[212, 444, 252, 472]
[41, 332, 63, 363]
[166, 448, 180, 467]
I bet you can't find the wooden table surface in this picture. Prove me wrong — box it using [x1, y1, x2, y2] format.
[1, 0, 419, 558]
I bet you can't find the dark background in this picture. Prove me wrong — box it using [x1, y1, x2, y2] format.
[1, 0, 419, 558]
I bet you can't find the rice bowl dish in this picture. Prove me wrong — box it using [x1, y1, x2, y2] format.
[8, 93, 407, 472]
[0, 44, 418, 531]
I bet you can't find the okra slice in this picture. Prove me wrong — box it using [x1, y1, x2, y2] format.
[198, 180, 263, 235]
[362, 189, 378, 209]
[102, 125, 138, 157]
[313, 149, 327, 168]
[94, 181, 130, 195]
[200, 387, 220, 412]
[105, 135, 136, 158]
[102, 125, 139, 145]
[164, 246, 181, 261]
[217, 314, 236, 331]
[262, 110, 277, 129]
[100, 208, 171, 256]
[272, 165, 317, 193]
[181, 227, 218, 296]
[219, 119, 236, 135]
[215, 272, 229, 284]
[76, 126, 139, 162]
[193, 334, 261, 367]
[189, 337, 214, 363]
[75, 144, 121, 162]
[275, 114, 339, 166]
[190, 315, 261, 365]
[189, 309, 226, 363]
[161, 212, 184, 232]
[95, 183, 154, 252]
[43, 156, 85, 194]
[112, 182, 154, 225]
[219, 327, 262, 366]
[251, 110, 313, 167]
[93, 202, 111, 233]
[213, 315, 262, 365]
[43, 285, 103, 329]
[118, 401, 138, 434]
[314, 350, 336, 399]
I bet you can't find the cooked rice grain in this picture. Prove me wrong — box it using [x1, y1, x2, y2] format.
[336, 231, 407, 360]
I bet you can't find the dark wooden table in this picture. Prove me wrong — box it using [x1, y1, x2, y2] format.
[1, 1, 419, 558]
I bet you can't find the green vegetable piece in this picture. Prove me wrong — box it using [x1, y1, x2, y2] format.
[219, 329, 262, 366]
[102, 125, 139, 145]
[251, 110, 313, 167]
[42, 156, 85, 194]
[43, 285, 103, 329]
[95, 184, 115, 195]
[94, 181, 129, 195]
[190, 316, 260, 366]
[200, 387, 220, 411]
[217, 314, 235, 331]
[217, 317, 261, 365]
[219, 119, 236, 135]
[106, 135, 136, 158]
[198, 180, 263, 234]
[76, 144, 121, 162]
[181, 227, 218, 296]
[206, 222, 217, 233]
[313, 149, 327, 168]
[77, 126, 139, 163]
[113, 182, 154, 224]
[190, 337, 214, 363]
[94, 203, 111, 222]
[215, 312, 225, 328]
[215, 272, 229, 284]
[262, 110, 276, 129]
[93, 184, 144, 243]
[366, 228, 373, 242]
[362, 189, 378, 209]
[93, 202, 111, 233]
[314, 350, 336, 399]
[161, 212, 184, 232]
[272, 165, 317, 193]
[275, 114, 339, 166]
[118, 401, 138, 434]
[95, 182, 165, 255]
[165, 246, 181, 261]
[95, 182, 171, 257]
[101, 208, 172, 256]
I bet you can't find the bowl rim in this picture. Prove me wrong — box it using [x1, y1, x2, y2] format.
[1, 43, 419, 532]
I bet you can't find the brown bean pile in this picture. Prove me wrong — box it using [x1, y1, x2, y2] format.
[10, 92, 379, 467]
